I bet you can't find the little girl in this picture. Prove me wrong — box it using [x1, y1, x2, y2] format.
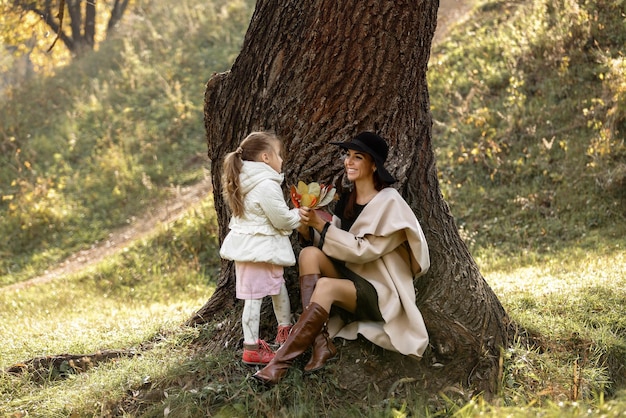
[219, 131, 300, 365]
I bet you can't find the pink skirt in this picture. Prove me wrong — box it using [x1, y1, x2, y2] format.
[235, 261, 285, 300]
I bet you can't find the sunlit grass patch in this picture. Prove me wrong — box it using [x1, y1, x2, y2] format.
[483, 235, 625, 346]
[429, 0, 626, 257]
[0, 283, 207, 367]
[474, 235, 626, 412]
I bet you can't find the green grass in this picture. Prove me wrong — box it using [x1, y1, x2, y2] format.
[0, 198, 220, 417]
[0, 196, 219, 363]
[430, 0, 626, 257]
[1, 222, 624, 416]
[1, 0, 626, 416]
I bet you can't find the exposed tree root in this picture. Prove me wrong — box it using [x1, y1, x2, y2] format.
[4, 349, 140, 382]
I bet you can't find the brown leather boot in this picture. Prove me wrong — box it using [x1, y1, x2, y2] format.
[299, 274, 319, 310]
[299, 274, 337, 372]
[253, 302, 329, 385]
[304, 324, 337, 372]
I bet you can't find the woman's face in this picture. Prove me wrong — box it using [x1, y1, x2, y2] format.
[343, 149, 376, 183]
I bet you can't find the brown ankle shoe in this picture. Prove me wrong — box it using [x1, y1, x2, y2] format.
[253, 303, 329, 385]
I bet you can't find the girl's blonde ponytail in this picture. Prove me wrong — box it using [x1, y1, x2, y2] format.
[221, 131, 281, 217]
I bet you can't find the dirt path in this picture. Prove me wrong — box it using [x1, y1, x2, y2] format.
[2, 1, 474, 293]
[3, 176, 213, 292]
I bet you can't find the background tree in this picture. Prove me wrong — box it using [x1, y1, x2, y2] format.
[1, 1, 132, 96]
[192, 0, 510, 396]
[3, 0, 131, 59]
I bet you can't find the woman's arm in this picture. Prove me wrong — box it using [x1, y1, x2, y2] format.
[321, 226, 408, 264]
[300, 197, 409, 263]
[298, 208, 338, 246]
[300, 207, 328, 232]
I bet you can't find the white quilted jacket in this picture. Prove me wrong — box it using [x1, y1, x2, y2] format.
[219, 161, 301, 266]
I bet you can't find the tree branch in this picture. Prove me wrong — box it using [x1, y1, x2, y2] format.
[46, 0, 65, 52]
[108, 0, 130, 32]
[15, 0, 75, 51]
[4, 349, 138, 382]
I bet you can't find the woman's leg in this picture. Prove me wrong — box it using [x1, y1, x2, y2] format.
[298, 249, 361, 314]
[254, 276, 360, 381]
[298, 250, 357, 373]
[253, 302, 330, 385]
[298, 246, 340, 277]
[302, 277, 354, 373]
[298, 246, 340, 309]
[310, 277, 357, 314]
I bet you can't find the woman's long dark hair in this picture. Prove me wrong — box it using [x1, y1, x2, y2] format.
[338, 171, 389, 221]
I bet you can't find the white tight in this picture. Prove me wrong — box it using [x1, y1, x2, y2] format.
[271, 282, 292, 326]
[242, 282, 291, 345]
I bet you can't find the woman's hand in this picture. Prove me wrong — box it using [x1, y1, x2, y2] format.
[299, 207, 327, 232]
[296, 222, 310, 237]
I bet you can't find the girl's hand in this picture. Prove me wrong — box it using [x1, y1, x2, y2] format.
[298, 207, 310, 224]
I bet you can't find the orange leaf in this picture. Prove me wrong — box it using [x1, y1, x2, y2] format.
[290, 185, 301, 208]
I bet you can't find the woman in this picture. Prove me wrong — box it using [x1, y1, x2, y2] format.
[253, 131, 430, 385]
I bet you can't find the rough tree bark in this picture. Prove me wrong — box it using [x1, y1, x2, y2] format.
[191, 0, 510, 396]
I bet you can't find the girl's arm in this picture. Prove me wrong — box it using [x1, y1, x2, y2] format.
[258, 181, 301, 230]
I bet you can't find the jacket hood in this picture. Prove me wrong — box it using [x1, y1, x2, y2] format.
[240, 161, 284, 194]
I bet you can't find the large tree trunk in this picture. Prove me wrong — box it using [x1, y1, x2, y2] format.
[192, 0, 509, 396]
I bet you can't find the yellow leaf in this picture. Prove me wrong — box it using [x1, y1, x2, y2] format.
[307, 182, 321, 197]
[297, 181, 308, 195]
[300, 193, 316, 207]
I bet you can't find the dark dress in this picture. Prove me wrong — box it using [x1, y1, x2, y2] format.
[324, 193, 384, 322]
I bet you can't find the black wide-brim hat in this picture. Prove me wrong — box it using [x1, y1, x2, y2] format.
[331, 131, 396, 184]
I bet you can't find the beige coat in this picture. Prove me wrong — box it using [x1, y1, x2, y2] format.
[321, 187, 430, 359]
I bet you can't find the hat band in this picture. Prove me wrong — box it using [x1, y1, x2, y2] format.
[345, 139, 386, 163]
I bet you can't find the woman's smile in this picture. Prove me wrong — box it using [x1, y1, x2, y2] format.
[344, 150, 375, 182]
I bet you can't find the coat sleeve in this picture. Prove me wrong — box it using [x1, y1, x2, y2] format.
[308, 213, 341, 246]
[321, 225, 408, 264]
[320, 188, 429, 275]
[257, 180, 301, 231]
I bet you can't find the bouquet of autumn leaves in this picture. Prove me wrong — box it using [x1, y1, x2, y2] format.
[290, 181, 337, 223]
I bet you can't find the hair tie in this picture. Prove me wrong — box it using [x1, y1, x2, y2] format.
[235, 146, 244, 155]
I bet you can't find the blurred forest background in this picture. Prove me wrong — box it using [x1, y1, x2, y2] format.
[1, 0, 625, 416]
